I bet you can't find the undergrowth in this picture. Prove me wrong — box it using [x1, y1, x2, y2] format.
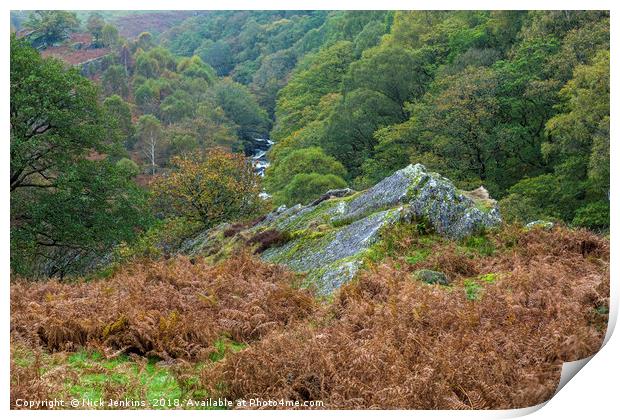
[11, 225, 609, 409]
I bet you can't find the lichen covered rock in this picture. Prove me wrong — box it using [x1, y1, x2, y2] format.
[180, 164, 502, 295]
[525, 220, 555, 230]
[413, 269, 450, 285]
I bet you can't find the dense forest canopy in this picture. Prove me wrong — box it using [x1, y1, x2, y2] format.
[267, 10, 610, 228]
[10, 10, 610, 278]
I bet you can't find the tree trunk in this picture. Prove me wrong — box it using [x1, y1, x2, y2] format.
[150, 134, 156, 175]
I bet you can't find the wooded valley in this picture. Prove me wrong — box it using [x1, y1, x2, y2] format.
[10, 10, 610, 410]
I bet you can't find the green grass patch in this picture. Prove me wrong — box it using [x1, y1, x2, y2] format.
[363, 220, 438, 266]
[459, 234, 495, 257]
[12, 347, 224, 409]
[405, 249, 431, 265]
[464, 279, 483, 300]
[478, 273, 499, 283]
[209, 337, 247, 362]
[462, 273, 499, 300]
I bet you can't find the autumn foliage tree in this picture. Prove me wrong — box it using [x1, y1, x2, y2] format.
[152, 149, 263, 227]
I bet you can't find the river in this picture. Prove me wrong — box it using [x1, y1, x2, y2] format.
[249, 138, 274, 177]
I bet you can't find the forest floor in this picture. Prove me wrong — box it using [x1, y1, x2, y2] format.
[10, 224, 609, 409]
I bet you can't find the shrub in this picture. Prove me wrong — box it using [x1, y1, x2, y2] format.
[572, 201, 610, 231]
[115, 157, 140, 177]
[115, 216, 202, 261]
[265, 147, 348, 205]
[10, 226, 609, 409]
[247, 229, 291, 253]
[11, 254, 317, 361]
[277, 173, 348, 206]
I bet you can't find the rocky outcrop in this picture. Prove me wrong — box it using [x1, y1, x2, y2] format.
[180, 164, 502, 295]
[525, 220, 555, 230]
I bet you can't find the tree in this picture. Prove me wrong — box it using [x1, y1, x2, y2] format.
[101, 24, 120, 48]
[193, 104, 239, 150]
[344, 45, 432, 110]
[265, 147, 347, 204]
[272, 41, 355, 142]
[269, 93, 341, 162]
[136, 115, 164, 175]
[177, 55, 217, 82]
[152, 150, 262, 227]
[353, 20, 388, 56]
[103, 95, 134, 147]
[119, 43, 132, 72]
[196, 39, 234, 76]
[101, 64, 129, 98]
[10, 36, 149, 277]
[23, 10, 79, 48]
[11, 35, 103, 192]
[134, 78, 170, 114]
[415, 67, 501, 190]
[86, 13, 105, 47]
[116, 157, 140, 177]
[250, 49, 298, 116]
[495, 21, 609, 228]
[212, 79, 269, 143]
[279, 173, 348, 206]
[323, 88, 403, 177]
[544, 50, 609, 227]
[164, 124, 201, 158]
[137, 32, 154, 50]
[135, 52, 160, 79]
[160, 91, 194, 124]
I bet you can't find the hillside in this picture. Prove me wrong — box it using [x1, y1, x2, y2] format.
[11, 218, 609, 409]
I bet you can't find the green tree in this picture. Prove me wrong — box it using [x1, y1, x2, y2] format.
[265, 147, 347, 205]
[323, 88, 403, 177]
[353, 20, 388, 56]
[101, 24, 120, 48]
[11, 35, 103, 192]
[135, 51, 160, 79]
[196, 39, 234, 76]
[119, 43, 132, 72]
[160, 91, 194, 124]
[101, 64, 129, 98]
[344, 45, 432, 111]
[545, 50, 609, 227]
[177, 55, 217, 82]
[272, 41, 355, 142]
[213, 79, 269, 143]
[102, 95, 134, 148]
[10, 36, 149, 277]
[137, 32, 154, 50]
[164, 124, 201, 158]
[278, 173, 348, 206]
[499, 49, 609, 228]
[191, 103, 240, 150]
[23, 10, 79, 48]
[86, 13, 105, 47]
[134, 78, 170, 114]
[415, 67, 501, 190]
[116, 157, 140, 177]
